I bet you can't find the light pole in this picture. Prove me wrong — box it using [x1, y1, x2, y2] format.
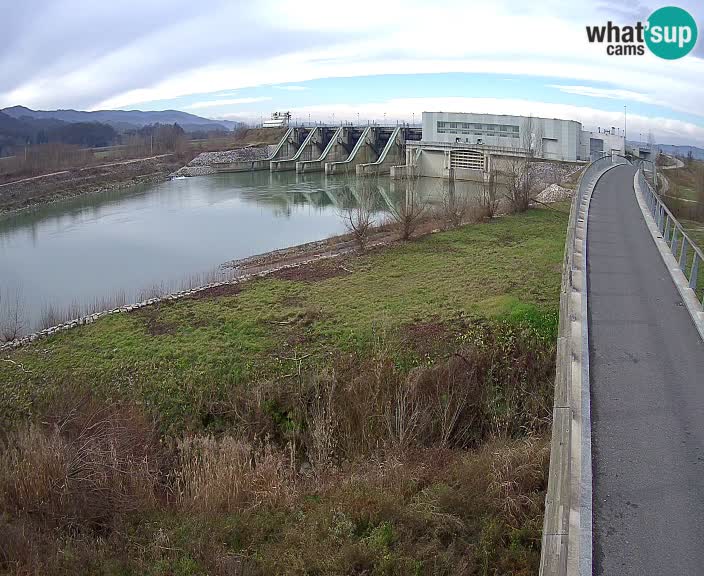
[383, 112, 386, 125]
[357, 112, 360, 126]
[412, 112, 415, 126]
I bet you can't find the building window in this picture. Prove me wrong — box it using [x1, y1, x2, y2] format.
[437, 120, 520, 140]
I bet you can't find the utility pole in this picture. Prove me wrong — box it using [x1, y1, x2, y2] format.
[624, 105, 627, 147]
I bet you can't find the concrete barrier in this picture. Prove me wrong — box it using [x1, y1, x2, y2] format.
[271, 127, 327, 172]
[356, 127, 403, 176]
[325, 127, 377, 175]
[296, 126, 348, 174]
[539, 156, 630, 576]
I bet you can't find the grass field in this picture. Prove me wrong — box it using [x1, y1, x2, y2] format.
[1, 205, 567, 431]
[0, 204, 569, 575]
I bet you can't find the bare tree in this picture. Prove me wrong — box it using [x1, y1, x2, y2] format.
[340, 179, 377, 250]
[498, 116, 542, 213]
[387, 177, 428, 240]
[438, 178, 472, 229]
[0, 288, 25, 342]
[502, 154, 535, 213]
[520, 114, 544, 159]
[479, 167, 500, 219]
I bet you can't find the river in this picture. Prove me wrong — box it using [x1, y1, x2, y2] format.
[0, 171, 485, 335]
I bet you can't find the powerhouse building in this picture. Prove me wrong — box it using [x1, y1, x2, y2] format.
[420, 111, 625, 163]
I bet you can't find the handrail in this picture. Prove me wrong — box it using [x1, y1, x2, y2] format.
[636, 167, 704, 303]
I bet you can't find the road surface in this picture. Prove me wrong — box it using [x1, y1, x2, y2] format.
[588, 164, 704, 576]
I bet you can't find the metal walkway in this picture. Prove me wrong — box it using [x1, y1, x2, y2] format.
[588, 164, 704, 575]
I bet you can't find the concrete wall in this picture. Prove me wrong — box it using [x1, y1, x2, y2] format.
[297, 127, 358, 173]
[422, 112, 583, 162]
[579, 129, 626, 159]
[325, 127, 380, 175]
[357, 127, 405, 176]
[271, 127, 330, 172]
[402, 145, 486, 181]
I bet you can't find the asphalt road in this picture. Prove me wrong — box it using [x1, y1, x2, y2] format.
[588, 164, 704, 576]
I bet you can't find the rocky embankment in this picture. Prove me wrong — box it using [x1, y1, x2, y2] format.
[172, 146, 274, 177]
[536, 183, 574, 203]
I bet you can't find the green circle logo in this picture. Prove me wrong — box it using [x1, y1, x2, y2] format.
[645, 6, 698, 59]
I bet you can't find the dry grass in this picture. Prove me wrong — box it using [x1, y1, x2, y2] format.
[0, 321, 554, 575]
[174, 436, 294, 514]
[0, 396, 160, 533]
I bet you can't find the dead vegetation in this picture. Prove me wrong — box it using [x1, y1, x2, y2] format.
[386, 176, 429, 240]
[0, 321, 554, 574]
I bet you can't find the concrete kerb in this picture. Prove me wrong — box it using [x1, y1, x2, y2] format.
[633, 172, 704, 343]
[540, 161, 628, 576]
[0, 243, 386, 353]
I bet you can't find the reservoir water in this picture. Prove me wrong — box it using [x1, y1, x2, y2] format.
[0, 171, 483, 334]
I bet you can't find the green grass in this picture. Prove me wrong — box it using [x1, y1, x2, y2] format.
[0, 206, 567, 575]
[1, 205, 569, 431]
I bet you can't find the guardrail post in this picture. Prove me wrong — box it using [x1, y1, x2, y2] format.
[664, 217, 671, 244]
[691, 254, 700, 291]
[671, 228, 679, 256]
[679, 240, 688, 272]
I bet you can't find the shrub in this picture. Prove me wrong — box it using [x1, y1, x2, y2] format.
[0, 396, 160, 533]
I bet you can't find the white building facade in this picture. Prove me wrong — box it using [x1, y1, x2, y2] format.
[421, 111, 624, 162]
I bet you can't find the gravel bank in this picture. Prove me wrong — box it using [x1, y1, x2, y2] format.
[172, 146, 274, 177]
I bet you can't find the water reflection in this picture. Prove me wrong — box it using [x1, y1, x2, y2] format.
[0, 171, 488, 333]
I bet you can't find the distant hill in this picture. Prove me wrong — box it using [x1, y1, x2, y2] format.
[0, 111, 119, 155]
[1, 106, 240, 132]
[656, 143, 704, 160]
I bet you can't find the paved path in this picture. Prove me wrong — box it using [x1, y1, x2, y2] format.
[661, 155, 685, 170]
[588, 164, 704, 576]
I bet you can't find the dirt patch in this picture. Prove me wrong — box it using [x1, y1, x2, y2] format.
[137, 308, 177, 336]
[402, 320, 453, 355]
[271, 259, 353, 283]
[186, 283, 242, 300]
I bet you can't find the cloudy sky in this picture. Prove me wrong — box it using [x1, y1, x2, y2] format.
[1, 0, 703, 145]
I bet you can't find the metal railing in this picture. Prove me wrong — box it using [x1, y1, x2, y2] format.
[638, 167, 704, 304]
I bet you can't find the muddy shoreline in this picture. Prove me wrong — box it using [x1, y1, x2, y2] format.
[0, 155, 183, 216]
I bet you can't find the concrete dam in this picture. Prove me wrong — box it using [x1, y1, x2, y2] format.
[211, 126, 422, 176]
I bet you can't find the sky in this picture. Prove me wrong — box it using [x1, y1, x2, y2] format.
[1, 0, 703, 145]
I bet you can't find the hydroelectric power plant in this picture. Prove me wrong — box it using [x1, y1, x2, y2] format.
[210, 111, 625, 182]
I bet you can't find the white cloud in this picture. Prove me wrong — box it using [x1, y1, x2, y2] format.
[1, 0, 703, 137]
[548, 85, 662, 106]
[185, 96, 272, 109]
[272, 85, 307, 91]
